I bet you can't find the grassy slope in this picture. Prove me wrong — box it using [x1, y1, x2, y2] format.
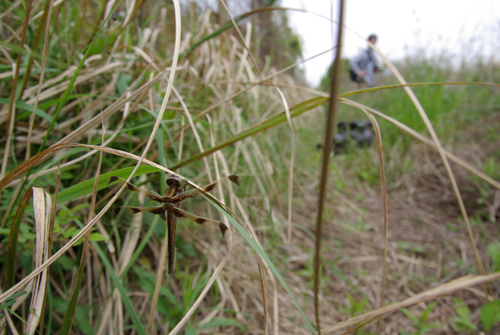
[0, 1, 499, 334]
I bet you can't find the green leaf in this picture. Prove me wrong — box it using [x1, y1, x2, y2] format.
[21, 232, 36, 241]
[346, 292, 355, 307]
[197, 317, 244, 330]
[0, 291, 27, 309]
[59, 209, 69, 220]
[55, 297, 94, 335]
[488, 242, 500, 272]
[176, 239, 198, 258]
[451, 317, 476, 331]
[187, 274, 210, 308]
[55, 255, 76, 270]
[420, 322, 442, 332]
[73, 305, 94, 335]
[70, 203, 90, 214]
[401, 308, 418, 324]
[420, 301, 437, 323]
[481, 300, 500, 331]
[454, 298, 471, 320]
[116, 72, 133, 95]
[64, 227, 76, 239]
[88, 233, 106, 241]
[57, 165, 160, 204]
[184, 324, 197, 335]
[0, 98, 55, 125]
[134, 268, 182, 311]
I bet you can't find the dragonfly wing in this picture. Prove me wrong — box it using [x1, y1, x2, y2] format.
[112, 205, 166, 219]
[172, 175, 240, 203]
[108, 176, 164, 203]
[171, 207, 228, 237]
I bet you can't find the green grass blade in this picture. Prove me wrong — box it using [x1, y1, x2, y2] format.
[57, 165, 160, 204]
[171, 97, 329, 170]
[178, 17, 245, 60]
[5, 188, 33, 290]
[0, 98, 55, 124]
[60, 245, 86, 335]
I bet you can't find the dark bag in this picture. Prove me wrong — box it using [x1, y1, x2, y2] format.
[349, 68, 362, 82]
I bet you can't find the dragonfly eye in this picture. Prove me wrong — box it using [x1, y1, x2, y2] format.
[166, 176, 182, 188]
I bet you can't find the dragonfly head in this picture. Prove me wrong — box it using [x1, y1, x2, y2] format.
[166, 175, 183, 189]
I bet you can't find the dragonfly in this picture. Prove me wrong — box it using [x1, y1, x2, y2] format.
[109, 174, 240, 274]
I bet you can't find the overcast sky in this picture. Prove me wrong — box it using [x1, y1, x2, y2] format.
[281, 0, 500, 86]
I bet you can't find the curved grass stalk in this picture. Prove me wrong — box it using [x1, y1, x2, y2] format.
[322, 272, 500, 334]
[355, 109, 388, 334]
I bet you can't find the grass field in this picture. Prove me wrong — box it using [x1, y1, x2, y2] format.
[1, 1, 500, 334]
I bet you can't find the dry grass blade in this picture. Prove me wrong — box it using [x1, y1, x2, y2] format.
[94, 172, 145, 334]
[4, 311, 20, 335]
[219, 0, 270, 101]
[172, 86, 213, 181]
[339, 81, 500, 98]
[23, 62, 123, 104]
[2, 0, 62, 44]
[314, 1, 344, 333]
[38, 162, 60, 332]
[147, 220, 171, 333]
[143, 0, 181, 330]
[368, 41, 486, 276]
[48, 67, 163, 147]
[276, 88, 295, 244]
[216, 151, 283, 333]
[25, 187, 51, 335]
[356, 109, 388, 334]
[322, 273, 500, 334]
[340, 98, 500, 191]
[3, 3, 124, 234]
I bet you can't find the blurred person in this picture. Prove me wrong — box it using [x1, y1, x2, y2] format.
[349, 34, 378, 87]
